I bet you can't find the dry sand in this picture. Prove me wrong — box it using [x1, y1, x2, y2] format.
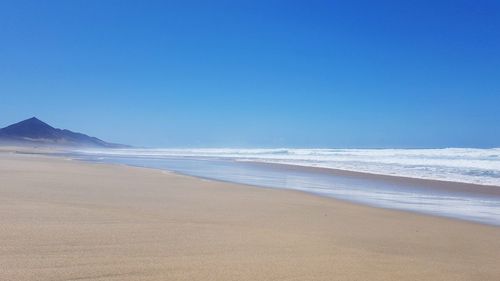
[0, 151, 499, 281]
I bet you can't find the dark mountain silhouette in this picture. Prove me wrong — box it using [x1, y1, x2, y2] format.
[0, 117, 128, 148]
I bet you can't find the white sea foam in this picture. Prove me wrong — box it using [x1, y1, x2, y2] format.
[77, 148, 500, 186]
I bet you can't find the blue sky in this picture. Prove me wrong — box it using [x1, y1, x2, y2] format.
[1, 0, 499, 148]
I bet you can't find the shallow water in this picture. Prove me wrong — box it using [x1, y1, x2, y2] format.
[71, 153, 500, 226]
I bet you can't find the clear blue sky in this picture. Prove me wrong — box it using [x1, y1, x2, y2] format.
[1, 0, 499, 148]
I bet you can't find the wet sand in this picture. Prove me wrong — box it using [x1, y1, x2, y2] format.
[1, 151, 499, 280]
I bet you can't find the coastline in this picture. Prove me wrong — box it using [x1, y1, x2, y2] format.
[249, 161, 500, 197]
[1, 149, 500, 280]
[69, 152, 500, 226]
[68, 148, 500, 197]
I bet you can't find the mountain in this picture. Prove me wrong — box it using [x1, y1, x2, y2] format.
[0, 117, 128, 148]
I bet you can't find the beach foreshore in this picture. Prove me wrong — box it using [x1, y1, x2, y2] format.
[1, 149, 499, 281]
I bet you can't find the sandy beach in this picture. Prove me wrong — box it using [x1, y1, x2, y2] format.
[1, 150, 499, 281]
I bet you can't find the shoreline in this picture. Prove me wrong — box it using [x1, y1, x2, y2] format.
[66, 152, 500, 226]
[62, 150, 500, 196]
[69, 147, 500, 189]
[6, 147, 500, 226]
[247, 161, 500, 197]
[82, 158, 500, 227]
[9, 147, 500, 196]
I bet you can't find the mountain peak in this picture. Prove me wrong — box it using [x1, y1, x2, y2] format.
[1, 117, 54, 137]
[16, 117, 53, 128]
[27, 116, 42, 122]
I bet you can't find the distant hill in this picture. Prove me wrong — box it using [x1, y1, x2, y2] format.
[0, 117, 128, 148]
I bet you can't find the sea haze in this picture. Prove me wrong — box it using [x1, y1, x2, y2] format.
[71, 148, 500, 226]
